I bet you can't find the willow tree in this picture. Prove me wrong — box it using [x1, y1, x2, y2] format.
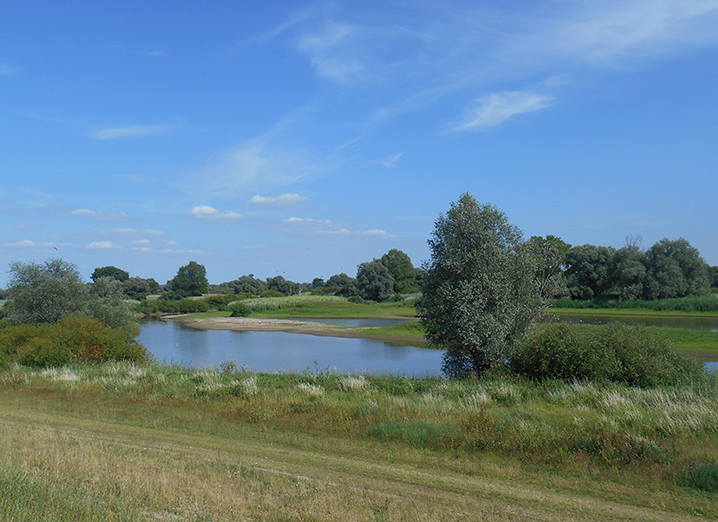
[418, 194, 545, 378]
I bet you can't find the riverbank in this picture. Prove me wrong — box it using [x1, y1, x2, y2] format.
[172, 315, 429, 345]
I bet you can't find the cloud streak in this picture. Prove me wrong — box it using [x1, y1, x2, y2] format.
[93, 124, 175, 140]
[450, 92, 553, 131]
[187, 206, 243, 220]
[247, 193, 312, 205]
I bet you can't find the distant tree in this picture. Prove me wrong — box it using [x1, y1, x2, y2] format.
[91, 266, 129, 283]
[6, 258, 89, 324]
[167, 261, 209, 299]
[266, 275, 300, 296]
[357, 260, 395, 302]
[88, 277, 138, 337]
[380, 249, 418, 293]
[227, 274, 267, 296]
[121, 277, 152, 300]
[712, 266, 718, 288]
[643, 238, 711, 299]
[564, 244, 617, 300]
[414, 267, 427, 289]
[525, 235, 570, 299]
[613, 238, 647, 301]
[418, 194, 545, 378]
[144, 278, 161, 294]
[326, 273, 359, 297]
[311, 277, 325, 289]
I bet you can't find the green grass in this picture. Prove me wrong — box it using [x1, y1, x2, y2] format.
[2, 362, 718, 520]
[550, 307, 718, 317]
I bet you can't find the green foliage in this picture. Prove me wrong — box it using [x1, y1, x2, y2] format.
[223, 274, 267, 296]
[683, 463, 718, 492]
[644, 238, 711, 299]
[266, 275, 300, 296]
[418, 193, 545, 378]
[228, 301, 252, 317]
[90, 265, 129, 283]
[121, 277, 151, 300]
[6, 258, 88, 324]
[311, 277, 325, 288]
[261, 290, 284, 298]
[526, 235, 570, 299]
[551, 294, 718, 312]
[87, 277, 138, 338]
[511, 323, 703, 387]
[357, 260, 395, 302]
[0, 316, 147, 367]
[167, 261, 209, 299]
[326, 273, 359, 297]
[564, 244, 617, 300]
[380, 249, 418, 293]
[347, 295, 364, 304]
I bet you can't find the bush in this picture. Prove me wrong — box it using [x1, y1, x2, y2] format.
[683, 463, 718, 492]
[0, 317, 148, 367]
[261, 290, 284, 298]
[510, 323, 703, 387]
[228, 301, 252, 317]
[347, 295, 364, 304]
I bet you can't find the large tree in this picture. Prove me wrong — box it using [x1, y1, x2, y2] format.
[167, 261, 209, 299]
[643, 238, 711, 299]
[418, 194, 545, 378]
[6, 258, 89, 324]
[91, 265, 129, 283]
[357, 260, 395, 302]
[380, 249, 418, 293]
[525, 235, 570, 299]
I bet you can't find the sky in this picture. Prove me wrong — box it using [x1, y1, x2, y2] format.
[1, 0, 717, 287]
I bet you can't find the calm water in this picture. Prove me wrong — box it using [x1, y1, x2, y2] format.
[137, 320, 443, 376]
[554, 313, 718, 331]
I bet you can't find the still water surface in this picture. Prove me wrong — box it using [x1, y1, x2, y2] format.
[137, 320, 442, 376]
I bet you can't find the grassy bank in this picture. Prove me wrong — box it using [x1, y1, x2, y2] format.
[2, 362, 718, 520]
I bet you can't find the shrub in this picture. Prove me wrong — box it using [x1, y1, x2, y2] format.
[683, 463, 718, 492]
[227, 301, 252, 317]
[347, 295, 364, 304]
[510, 323, 703, 387]
[261, 290, 284, 298]
[0, 317, 148, 367]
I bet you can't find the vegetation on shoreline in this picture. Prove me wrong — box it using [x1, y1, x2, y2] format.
[2, 361, 718, 520]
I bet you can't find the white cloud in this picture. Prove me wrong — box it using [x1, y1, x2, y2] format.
[131, 239, 151, 245]
[133, 247, 153, 252]
[160, 248, 207, 255]
[247, 193, 312, 205]
[298, 22, 365, 83]
[362, 229, 391, 237]
[86, 241, 113, 250]
[187, 206, 243, 220]
[450, 92, 553, 131]
[282, 217, 351, 235]
[70, 209, 129, 221]
[7, 239, 36, 247]
[243, 245, 265, 249]
[378, 152, 404, 168]
[93, 124, 175, 140]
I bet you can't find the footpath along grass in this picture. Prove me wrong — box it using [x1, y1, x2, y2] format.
[2, 363, 718, 520]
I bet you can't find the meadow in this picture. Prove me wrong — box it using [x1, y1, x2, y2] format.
[2, 361, 718, 520]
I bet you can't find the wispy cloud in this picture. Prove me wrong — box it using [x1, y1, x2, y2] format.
[86, 241, 113, 250]
[449, 92, 553, 131]
[243, 244, 265, 249]
[70, 209, 129, 221]
[99, 228, 165, 236]
[187, 206, 243, 220]
[7, 239, 36, 247]
[93, 123, 176, 140]
[247, 193, 312, 205]
[282, 217, 350, 235]
[378, 152, 404, 167]
[361, 229, 394, 238]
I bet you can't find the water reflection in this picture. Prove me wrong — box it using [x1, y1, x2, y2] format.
[137, 320, 443, 376]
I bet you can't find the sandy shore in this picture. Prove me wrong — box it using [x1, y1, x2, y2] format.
[169, 316, 428, 345]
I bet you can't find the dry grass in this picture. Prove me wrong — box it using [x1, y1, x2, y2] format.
[2, 363, 718, 520]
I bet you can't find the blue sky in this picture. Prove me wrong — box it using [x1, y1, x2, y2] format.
[2, 0, 717, 287]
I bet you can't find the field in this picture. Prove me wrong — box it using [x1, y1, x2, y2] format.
[2, 362, 718, 520]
